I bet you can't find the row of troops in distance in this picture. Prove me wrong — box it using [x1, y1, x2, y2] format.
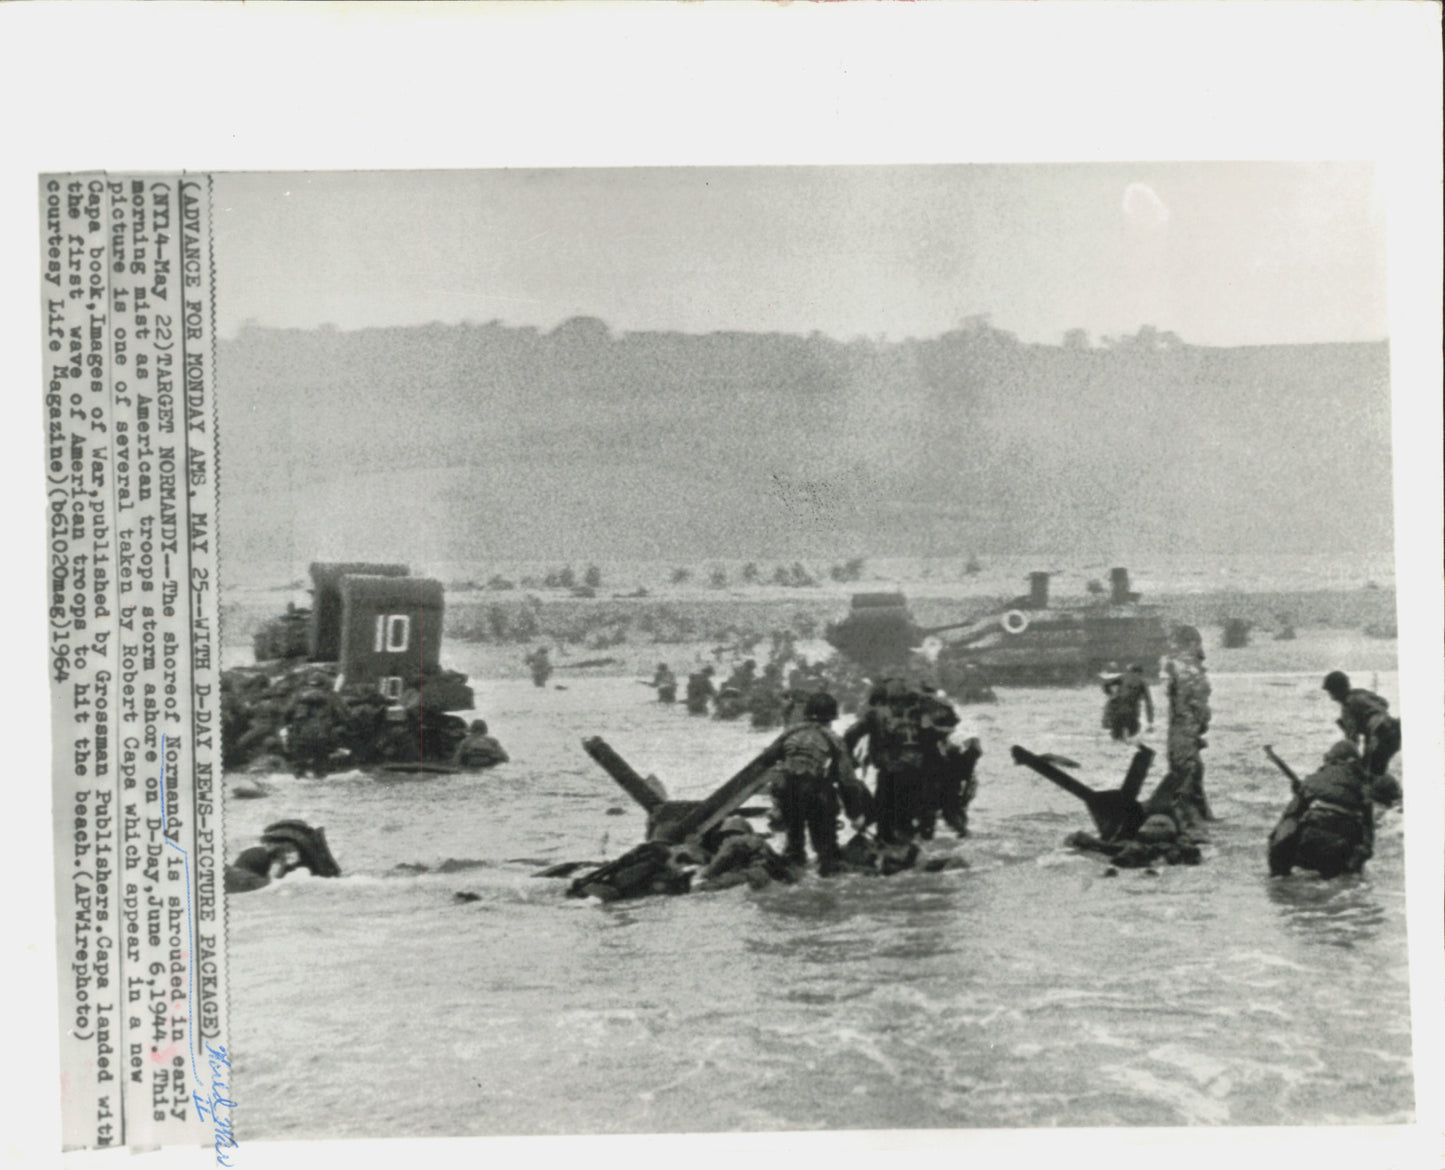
[658, 653, 994, 730]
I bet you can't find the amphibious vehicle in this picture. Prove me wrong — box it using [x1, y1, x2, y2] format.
[243, 561, 474, 710]
[222, 563, 478, 775]
[825, 568, 1169, 688]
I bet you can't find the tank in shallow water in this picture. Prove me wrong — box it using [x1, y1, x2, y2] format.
[826, 569, 1169, 688]
[935, 568, 1168, 688]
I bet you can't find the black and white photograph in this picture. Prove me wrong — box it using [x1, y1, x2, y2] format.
[7, 4, 1442, 1168]
[212, 162, 1411, 1139]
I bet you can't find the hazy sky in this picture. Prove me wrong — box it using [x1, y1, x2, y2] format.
[212, 163, 1386, 346]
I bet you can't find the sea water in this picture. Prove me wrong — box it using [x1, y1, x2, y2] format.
[225, 662, 1411, 1139]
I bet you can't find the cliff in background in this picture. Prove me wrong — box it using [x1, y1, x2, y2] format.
[214, 319, 1393, 568]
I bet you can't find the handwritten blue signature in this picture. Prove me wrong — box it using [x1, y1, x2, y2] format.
[193, 1042, 238, 1165]
[159, 735, 239, 1164]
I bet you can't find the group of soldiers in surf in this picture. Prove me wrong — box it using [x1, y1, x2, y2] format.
[663, 619, 997, 729]
[222, 621, 1402, 901]
[1264, 668, 1401, 878]
[565, 624, 1403, 901]
[1042, 627, 1402, 877]
[561, 673, 985, 901]
[221, 665, 508, 778]
[663, 651, 895, 730]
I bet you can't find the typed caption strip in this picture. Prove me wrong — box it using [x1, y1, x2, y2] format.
[42, 173, 229, 1153]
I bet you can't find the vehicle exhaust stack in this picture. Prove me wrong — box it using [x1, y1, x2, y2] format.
[1028, 572, 1050, 609]
[1110, 567, 1133, 605]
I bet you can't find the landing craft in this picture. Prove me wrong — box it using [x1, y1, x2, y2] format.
[826, 568, 1169, 687]
[221, 563, 477, 774]
[241, 562, 474, 710]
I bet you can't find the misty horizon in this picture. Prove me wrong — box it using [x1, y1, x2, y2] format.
[225, 315, 1389, 350]
[212, 164, 1387, 348]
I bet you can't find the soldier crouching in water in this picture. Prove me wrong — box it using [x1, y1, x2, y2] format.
[912, 687, 965, 840]
[452, 719, 509, 769]
[1268, 742, 1375, 879]
[1164, 626, 1214, 830]
[932, 725, 983, 838]
[775, 691, 871, 875]
[695, 816, 796, 892]
[225, 820, 342, 893]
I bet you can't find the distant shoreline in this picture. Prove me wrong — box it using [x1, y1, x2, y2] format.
[220, 582, 1398, 652]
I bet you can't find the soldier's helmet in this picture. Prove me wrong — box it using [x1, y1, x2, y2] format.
[1324, 740, 1360, 765]
[803, 691, 840, 724]
[930, 699, 961, 729]
[883, 677, 912, 704]
[1171, 625, 1203, 651]
[1322, 670, 1351, 697]
[232, 845, 274, 877]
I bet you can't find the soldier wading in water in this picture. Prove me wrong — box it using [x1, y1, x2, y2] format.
[775, 691, 871, 875]
[525, 646, 553, 688]
[685, 665, 716, 715]
[1321, 670, 1402, 804]
[1103, 662, 1154, 741]
[1163, 626, 1213, 830]
[845, 678, 929, 845]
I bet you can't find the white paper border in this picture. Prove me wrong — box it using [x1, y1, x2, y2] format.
[2, 4, 1440, 1168]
